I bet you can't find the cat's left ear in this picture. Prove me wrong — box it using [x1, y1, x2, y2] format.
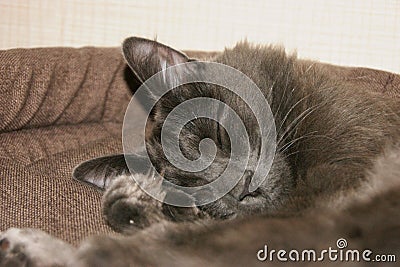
[72, 152, 151, 190]
[122, 37, 192, 85]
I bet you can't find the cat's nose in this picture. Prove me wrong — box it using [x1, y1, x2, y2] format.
[238, 170, 259, 201]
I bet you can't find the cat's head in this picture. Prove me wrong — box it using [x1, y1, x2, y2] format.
[121, 37, 293, 218]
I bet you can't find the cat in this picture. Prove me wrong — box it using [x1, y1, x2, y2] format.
[1, 37, 399, 266]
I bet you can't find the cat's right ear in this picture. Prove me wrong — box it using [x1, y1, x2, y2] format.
[122, 37, 191, 86]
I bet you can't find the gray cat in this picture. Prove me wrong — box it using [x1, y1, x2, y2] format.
[1, 37, 399, 266]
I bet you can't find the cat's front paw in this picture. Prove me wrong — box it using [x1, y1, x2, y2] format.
[71, 235, 153, 267]
[0, 228, 75, 267]
[102, 174, 167, 232]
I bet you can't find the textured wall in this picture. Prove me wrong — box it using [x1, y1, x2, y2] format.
[0, 0, 399, 73]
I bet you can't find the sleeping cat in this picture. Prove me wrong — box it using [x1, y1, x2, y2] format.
[1, 37, 399, 266]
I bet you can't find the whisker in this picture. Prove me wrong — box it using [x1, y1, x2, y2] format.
[282, 148, 321, 159]
[280, 133, 335, 154]
[274, 67, 297, 116]
[304, 62, 316, 74]
[277, 92, 312, 134]
[266, 81, 276, 102]
[278, 104, 322, 146]
[277, 84, 338, 135]
[273, 82, 289, 120]
[278, 86, 335, 132]
[279, 131, 318, 153]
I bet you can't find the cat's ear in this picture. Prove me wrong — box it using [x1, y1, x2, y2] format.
[73, 154, 127, 190]
[73, 152, 151, 190]
[122, 37, 191, 84]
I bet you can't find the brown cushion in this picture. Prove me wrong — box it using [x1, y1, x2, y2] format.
[0, 47, 398, 245]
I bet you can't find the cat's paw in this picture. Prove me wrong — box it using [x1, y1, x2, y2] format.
[102, 174, 167, 232]
[0, 228, 75, 267]
[71, 235, 152, 267]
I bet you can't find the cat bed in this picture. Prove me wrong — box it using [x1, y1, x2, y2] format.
[0, 47, 399, 245]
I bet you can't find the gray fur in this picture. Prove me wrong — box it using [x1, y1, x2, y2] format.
[1, 37, 399, 266]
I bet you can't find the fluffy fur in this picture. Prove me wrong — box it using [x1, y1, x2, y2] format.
[0, 37, 399, 266]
